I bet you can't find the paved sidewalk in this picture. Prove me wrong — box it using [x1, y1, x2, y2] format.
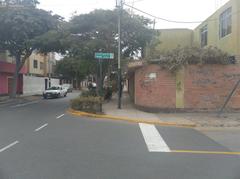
[0, 95, 41, 107]
[103, 93, 240, 128]
[103, 93, 195, 126]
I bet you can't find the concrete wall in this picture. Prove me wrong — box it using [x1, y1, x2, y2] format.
[23, 75, 59, 95]
[145, 29, 193, 57]
[156, 29, 193, 53]
[134, 64, 240, 111]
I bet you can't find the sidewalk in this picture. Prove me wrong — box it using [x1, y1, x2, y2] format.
[0, 95, 41, 107]
[103, 93, 195, 127]
[103, 93, 240, 128]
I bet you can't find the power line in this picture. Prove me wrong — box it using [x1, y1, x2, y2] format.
[124, 2, 240, 25]
[123, 3, 203, 23]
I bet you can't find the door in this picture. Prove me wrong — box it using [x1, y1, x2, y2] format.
[45, 79, 48, 90]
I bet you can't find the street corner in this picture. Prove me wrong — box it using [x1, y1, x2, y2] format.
[67, 108, 197, 128]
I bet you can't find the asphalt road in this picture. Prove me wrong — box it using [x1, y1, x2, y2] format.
[0, 91, 240, 179]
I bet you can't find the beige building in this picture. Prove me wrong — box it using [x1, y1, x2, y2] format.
[193, 0, 240, 61]
[149, 0, 240, 61]
[153, 29, 193, 53]
[26, 52, 56, 77]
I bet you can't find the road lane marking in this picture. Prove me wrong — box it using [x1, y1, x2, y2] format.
[139, 123, 170, 152]
[11, 101, 39, 108]
[35, 123, 48, 132]
[56, 114, 65, 119]
[0, 141, 19, 153]
[171, 150, 240, 155]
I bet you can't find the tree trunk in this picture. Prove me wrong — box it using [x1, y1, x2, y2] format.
[10, 54, 21, 98]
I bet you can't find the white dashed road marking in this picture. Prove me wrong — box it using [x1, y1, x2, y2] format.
[139, 123, 170, 152]
[56, 114, 65, 119]
[11, 101, 39, 108]
[0, 141, 19, 153]
[35, 123, 48, 132]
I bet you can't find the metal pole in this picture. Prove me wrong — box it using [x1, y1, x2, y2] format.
[218, 79, 240, 115]
[48, 58, 51, 88]
[117, 0, 122, 109]
[99, 58, 103, 96]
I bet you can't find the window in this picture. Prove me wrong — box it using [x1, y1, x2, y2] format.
[40, 62, 44, 70]
[200, 25, 208, 47]
[219, 7, 232, 38]
[33, 60, 38, 69]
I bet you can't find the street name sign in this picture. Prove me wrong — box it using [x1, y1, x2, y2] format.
[95, 53, 114, 59]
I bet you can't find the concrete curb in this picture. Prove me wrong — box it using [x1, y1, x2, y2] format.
[67, 108, 196, 128]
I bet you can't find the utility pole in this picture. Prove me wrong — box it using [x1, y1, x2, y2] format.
[153, 18, 156, 30]
[48, 56, 51, 88]
[116, 0, 123, 109]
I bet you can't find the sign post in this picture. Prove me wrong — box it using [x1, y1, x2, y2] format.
[94, 53, 114, 96]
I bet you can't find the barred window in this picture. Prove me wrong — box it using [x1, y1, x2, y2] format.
[219, 7, 232, 38]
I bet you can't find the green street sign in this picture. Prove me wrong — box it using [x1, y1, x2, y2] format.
[95, 52, 114, 59]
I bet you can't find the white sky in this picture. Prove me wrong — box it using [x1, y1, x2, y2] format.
[38, 0, 229, 29]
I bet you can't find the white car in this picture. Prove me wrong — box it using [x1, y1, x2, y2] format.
[43, 85, 67, 99]
[62, 84, 73, 92]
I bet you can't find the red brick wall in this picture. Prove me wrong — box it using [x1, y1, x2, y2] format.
[133, 64, 240, 110]
[185, 65, 240, 109]
[135, 64, 176, 109]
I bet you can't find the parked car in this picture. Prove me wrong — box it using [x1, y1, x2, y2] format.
[88, 82, 97, 90]
[43, 85, 67, 99]
[62, 84, 73, 92]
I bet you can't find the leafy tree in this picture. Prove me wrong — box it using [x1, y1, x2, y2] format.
[55, 58, 90, 87]
[0, 0, 39, 7]
[62, 9, 154, 88]
[69, 9, 153, 58]
[0, 3, 64, 98]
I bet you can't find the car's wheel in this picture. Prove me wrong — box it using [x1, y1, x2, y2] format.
[43, 95, 47, 99]
[64, 93, 67, 97]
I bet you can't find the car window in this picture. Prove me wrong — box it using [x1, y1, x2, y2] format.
[47, 87, 60, 90]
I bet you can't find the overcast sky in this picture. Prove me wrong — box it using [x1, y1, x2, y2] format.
[38, 0, 229, 29]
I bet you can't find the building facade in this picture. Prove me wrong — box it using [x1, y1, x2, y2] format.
[0, 51, 56, 95]
[128, 0, 240, 111]
[193, 0, 240, 61]
[151, 0, 240, 61]
[0, 52, 27, 95]
[26, 52, 56, 77]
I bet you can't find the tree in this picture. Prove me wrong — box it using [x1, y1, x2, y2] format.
[0, 3, 64, 98]
[63, 9, 154, 85]
[0, 0, 39, 7]
[68, 9, 154, 58]
[55, 58, 90, 87]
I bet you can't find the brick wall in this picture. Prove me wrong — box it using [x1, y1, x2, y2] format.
[185, 65, 240, 110]
[133, 64, 240, 111]
[135, 64, 176, 109]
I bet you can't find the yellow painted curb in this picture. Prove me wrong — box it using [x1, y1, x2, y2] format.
[171, 150, 240, 155]
[67, 108, 196, 128]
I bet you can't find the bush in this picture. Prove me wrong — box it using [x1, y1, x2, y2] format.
[81, 90, 97, 97]
[70, 96, 103, 113]
[149, 46, 230, 73]
[103, 87, 113, 100]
